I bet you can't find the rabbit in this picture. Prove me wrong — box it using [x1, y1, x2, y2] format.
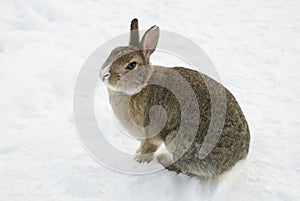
[99, 18, 250, 178]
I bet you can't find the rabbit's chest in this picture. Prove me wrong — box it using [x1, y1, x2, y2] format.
[108, 90, 146, 135]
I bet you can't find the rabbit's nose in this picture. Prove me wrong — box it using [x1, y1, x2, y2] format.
[100, 65, 110, 82]
[102, 73, 110, 81]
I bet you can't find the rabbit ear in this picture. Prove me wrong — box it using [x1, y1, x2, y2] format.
[140, 25, 159, 57]
[129, 18, 140, 47]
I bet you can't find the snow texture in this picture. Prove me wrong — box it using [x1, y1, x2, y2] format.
[0, 0, 300, 200]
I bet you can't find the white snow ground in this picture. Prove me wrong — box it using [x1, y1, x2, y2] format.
[1, 0, 300, 200]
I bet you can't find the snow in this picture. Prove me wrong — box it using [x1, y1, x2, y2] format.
[1, 0, 300, 200]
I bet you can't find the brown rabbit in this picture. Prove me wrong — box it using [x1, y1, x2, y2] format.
[100, 18, 250, 178]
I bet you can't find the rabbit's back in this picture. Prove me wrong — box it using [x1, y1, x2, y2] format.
[163, 67, 250, 176]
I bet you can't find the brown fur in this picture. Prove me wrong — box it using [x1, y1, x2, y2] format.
[100, 19, 250, 177]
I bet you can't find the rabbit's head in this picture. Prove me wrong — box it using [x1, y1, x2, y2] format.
[100, 19, 159, 94]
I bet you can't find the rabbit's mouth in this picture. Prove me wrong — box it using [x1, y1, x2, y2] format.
[104, 80, 146, 95]
[100, 63, 111, 81]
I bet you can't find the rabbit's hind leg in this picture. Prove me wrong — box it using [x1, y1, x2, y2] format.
[156, 153, 173, 166]
[157, 153, 182, 174]
[172, 159, 218, 178]
[157, 153, 216, 177]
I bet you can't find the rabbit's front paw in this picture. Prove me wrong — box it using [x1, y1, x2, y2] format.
[134, 153, 154, 163]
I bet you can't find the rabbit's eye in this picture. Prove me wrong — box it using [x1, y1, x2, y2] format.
[126, 62, 137, 70]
